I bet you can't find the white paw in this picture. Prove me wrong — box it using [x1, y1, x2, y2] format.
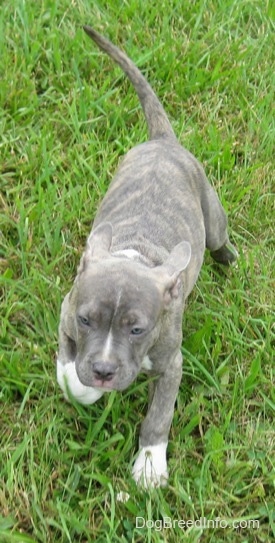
[132, 442, 168, 488]
[57, 359, 104, 405]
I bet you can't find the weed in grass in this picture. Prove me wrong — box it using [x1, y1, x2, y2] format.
[0, 0, 274, 542]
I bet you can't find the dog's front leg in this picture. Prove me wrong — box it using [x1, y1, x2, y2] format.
[132, 351, 182, 488]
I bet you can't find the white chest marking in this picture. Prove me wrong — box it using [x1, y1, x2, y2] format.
[141, 355, 153, 371]
[132, 442, 168, 488]
[57, 359, 104, 405]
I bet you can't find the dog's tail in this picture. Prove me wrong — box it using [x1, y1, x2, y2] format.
[83, 25, 176, 141]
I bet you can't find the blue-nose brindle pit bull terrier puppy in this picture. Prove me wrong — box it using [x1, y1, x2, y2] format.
[57, 26, 238, 488]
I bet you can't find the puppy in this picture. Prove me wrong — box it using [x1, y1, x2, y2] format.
[57, 26, 238, 487]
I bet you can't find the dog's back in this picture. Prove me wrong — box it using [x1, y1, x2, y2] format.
[83, 27, 236, 282]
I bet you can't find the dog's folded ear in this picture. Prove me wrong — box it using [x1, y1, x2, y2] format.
[78, 222, 113, 273]
[87, 222, 113, 256]
[153, 241, 191, 305]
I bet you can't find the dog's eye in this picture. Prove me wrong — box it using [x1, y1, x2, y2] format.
[130, 327, 144, 336]
[78, 315, 90, 326]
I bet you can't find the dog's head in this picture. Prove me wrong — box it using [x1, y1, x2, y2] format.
[62, 223, 191, 390]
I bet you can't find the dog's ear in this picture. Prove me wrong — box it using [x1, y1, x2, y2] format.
[78, 222, 113, 272]
[87, 222, 113, 257]
[154, 241, 191, 305]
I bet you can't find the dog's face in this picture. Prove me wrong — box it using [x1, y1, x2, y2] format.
[63, 223, 191, 391]
[73, 259, 163, 390]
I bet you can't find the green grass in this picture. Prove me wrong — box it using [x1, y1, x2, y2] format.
[0, 0, 274, 541]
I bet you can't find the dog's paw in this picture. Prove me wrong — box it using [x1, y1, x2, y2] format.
[57, 359, 104, 405]
[132, 442, 168, 488]
[210, 241, 239, 265]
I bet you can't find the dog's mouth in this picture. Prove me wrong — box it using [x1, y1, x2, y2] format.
[92, 378, 117, 390]
[90, 376, 135, 391]
[80, 373, 138, 392]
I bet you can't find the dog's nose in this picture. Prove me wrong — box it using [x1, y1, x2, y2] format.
[92, 361, 117, 381]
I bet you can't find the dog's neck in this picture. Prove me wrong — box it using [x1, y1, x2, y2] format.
[112, 249, 141, 260]
[112, 248, 151, 267]
[110, 236, 169, 268]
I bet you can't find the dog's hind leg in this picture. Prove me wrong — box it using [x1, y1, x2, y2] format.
[201, 183, 238, 264]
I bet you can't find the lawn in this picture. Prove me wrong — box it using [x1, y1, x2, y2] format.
[0, 0, 274, 542]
